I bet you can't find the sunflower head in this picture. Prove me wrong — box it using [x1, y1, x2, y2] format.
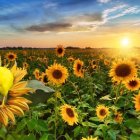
[6, 52, 17, 61]
[109, 59, 137, 82]
[0, 67, 14, 96]
[0, 65, 32, 126]
[125, 78, 140, 91]
[60, 104, 78, 126]
[133, 93, 140, 111]
[96, 105, 110, 121]
[104, 59, 110, 66]
[41, 73, 48, 84]
[73, 59, 84, 78]
[23, 62, 29, 69]
[46, 63, 68, 85]
[33, 69, 40, 80]
[67, 56, 75, 63]
[56, 45, 65, 57]
[114, 112, 123, 124]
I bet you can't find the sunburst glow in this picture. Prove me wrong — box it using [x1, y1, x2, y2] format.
[120, 37, 131, 48]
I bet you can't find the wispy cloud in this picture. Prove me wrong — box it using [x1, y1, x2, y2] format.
[26, 22, 72, 32]
[97, 0, 111, 3]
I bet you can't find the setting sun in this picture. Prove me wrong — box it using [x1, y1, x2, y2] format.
[121, 37, 131, 48]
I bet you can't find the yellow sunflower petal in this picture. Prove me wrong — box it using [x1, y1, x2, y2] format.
[8, 105, 24, 116]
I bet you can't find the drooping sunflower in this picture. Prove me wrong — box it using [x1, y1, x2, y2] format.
[73, 59, 84, 78]
[125, 78, 140, 91]
[56, 45, 65, 57]
[41, 73, 48, 84]
[81, 136, 98, 140]
[0, 65, 32, 126]
[60, 104, 78, 126]
[133, 93, 140, 111]
[46, 63, 68, 85]
[114, 112, 123, 124]
[109, 59, 137, 82]
[6, 52, 17, 62]
[96, 105, 110, 121]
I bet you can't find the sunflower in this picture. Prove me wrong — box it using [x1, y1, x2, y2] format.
[0, 65, 32, 126]
[114, 112, 123, 124]
[133, 93, 140, 111]
[104, 59, 110, 66]
[81, 136, 98, 140]
[109, 59, 137, 82]
[56, 45, 65, 57]
[91, 64, 98, 70]
[125, 78, 140, 91]
[46, 63, 68, 85]
[96, 105, 110, 121]
[67, 56, 75, 63]
[33, 69, 40, 80]
[6, 52, 17, 62]
[60, 104, 78, 126]
[73, 59, 84, 78]
[41, 73, 48, 84]
[89, 60, 97, 66]
[23, 62, 29, 69]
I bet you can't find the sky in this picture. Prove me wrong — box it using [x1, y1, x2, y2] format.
[0, 0, 140, 48]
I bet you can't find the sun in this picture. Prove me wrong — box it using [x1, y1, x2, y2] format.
[120, 37, 131, 48]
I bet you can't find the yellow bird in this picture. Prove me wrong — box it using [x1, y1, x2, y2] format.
[0, 67, 14, 96]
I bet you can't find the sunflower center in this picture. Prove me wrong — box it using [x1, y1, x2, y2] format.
[66, 108, 74, 117]
[129, 80, 137, 87]
[52, 70, 62, 79]
[99, 109, 106, 116]
[43, 75, 48, 83]
[8, 55, 14, 59]
[92, 61, 96, 65]
[57, 48, 63, 54]
[77, 64, 82, 71]
[115, 64, 131, 77]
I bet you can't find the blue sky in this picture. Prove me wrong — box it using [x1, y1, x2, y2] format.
[0, 0, 140, 47]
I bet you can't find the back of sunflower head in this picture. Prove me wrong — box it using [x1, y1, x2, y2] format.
[0, 67, 14, 96]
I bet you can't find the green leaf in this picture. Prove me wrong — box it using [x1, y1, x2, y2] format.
[39, 133, 54, 140]
[74, 126, 82, 137]
[108, 130, 119, 140]
[6, 135, 15, 140]
[0, 126, 7, 139]
[15, 119, 27, 133]
[27, 119, 47, 132]
[89, 117, 99, 122]
[125, 119, 140, 130]
[27, 80, 54, 93]
[21, 134, 36, 140]
[100, 95, 112, 100]
[82, 121, 97, 128]
[65, 133, 72, 140]
[130, 134, 140, 140]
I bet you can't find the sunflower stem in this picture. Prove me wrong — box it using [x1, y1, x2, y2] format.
[54, 92, 58, 140]
[115, 81, 122, 103]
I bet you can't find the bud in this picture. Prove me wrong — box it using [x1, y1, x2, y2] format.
[0, 67, 13, 96]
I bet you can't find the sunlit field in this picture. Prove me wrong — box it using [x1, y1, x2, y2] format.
[0, 47, 140, 140]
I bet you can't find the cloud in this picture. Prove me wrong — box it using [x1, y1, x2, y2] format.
[97, 0, 111, 3]
[26, 22, 72, 32]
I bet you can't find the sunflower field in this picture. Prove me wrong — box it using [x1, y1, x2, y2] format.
[0, 46, 140, 140]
